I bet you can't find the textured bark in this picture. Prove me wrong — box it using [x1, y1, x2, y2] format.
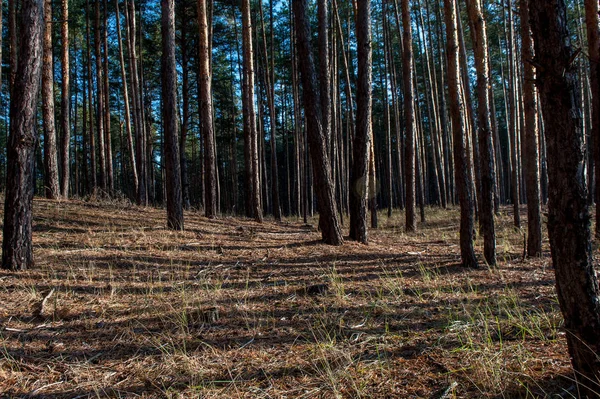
[242, 0, 262, 222]
[2, 0, 43, 270]
[444, 0, 478, 268]
[94, 0, 106, 191]
[180, 2, 191, 210]
[530, 1, 600, 394]
[520, 0, 542, 257]
[127, 0, 146, 205]
[198, 0, 217, 218]
[60, 0, 70, 198]
[42, 0, 60, 200]
[507, 0, 521, 228]
[401, 0, 416, 232]
[349, 0, 372, 243]
[585, 0, 600, 238]
[293, 0, 343, 246]
[466, 0, 496, 265]
[86, 0, 97, 192]
[161, 0, 183, 230]
[9, 0, 17, 92]
[115, 0, 138, 198]
[103, 0, 113, 193]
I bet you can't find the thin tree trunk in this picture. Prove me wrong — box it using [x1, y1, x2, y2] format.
[95, 0, 106, 191]
[198, 0, 216, 218]
[2, 0, 43, 270]
[466, 0, 496, 265]
[400, 0, 416, 232]
[180, 2, 191, 210]
[103, 0, 113, 193]
[59, 0, 70, 198]
[161, 0, 183, 230]
[444, 0, 478, 268]
[115, 0, 138, 199]
[520, 0, 542, 257]
[42, 0, 59, 199]
[86, 0, 96, 192]
[349, 0, 373, 243]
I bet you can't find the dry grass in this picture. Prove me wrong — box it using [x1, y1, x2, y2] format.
[0, 198, 581, 398]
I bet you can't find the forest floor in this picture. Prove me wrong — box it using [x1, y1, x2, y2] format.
[0, 198, 585, 398]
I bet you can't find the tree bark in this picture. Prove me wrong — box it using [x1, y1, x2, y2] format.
[115, 0, 138, 199]
[161, 0, 183, 230]
[349, 0, 373, 243]
[466, 0, 496, 265]
[293, 0, 343, 246]
[198, 0, 217, 218]
[520, 0, 542, 257]
[444, 0, 478, 268]
[60, 0, 70, 198]
[2, 0, 43, 270]
[242, 0, 262, 222]
[585, 0, 600, 238]
[530, 1, 600, 394]
[94, 0, 106, 191]
[400, 0, 416, 232]
[42, 0, 60, 200]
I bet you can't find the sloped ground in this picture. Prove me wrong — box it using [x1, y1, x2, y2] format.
[0, 199, 580, 398]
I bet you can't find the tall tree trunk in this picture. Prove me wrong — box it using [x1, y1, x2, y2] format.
[520, 0, 542, 257]
[198, 0, 217, 218]
[2, 0, 43, 270]
[242, 0, 262, 222]
[349, 0, 373, 243]
[115, 0, 138, 199]
[60, 0, 70, 198]
[94, 0, 106, 191]
[466, 0, 496, 265]
[293, 0, 343, 246]
[585, 0, 600, 238]
[180, 2, 191, 210]
[42, 0, 59, 200]
[103, 0, 113, 193]
[530, 1, 600, 393]
[400, 0, 416, 232]
[444, 0, 478, 268]
[161, 0, 183, 230]
[86, 0, 96, 192]
[507, 0, 520, 227]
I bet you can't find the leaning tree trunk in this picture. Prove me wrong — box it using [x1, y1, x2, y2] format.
[60, 0, 70, 198]
[2, 0, 44, 270]
[161, 0, 184, 230]
[349, 0, 372, 243]
[42, 0, 60, 200]
[198, 0, 217, 218]
[466, 0, 496, 265]
[520, 0, 542, 257]
[530, 1, 600, 394]
[293, 0, 343, 246]
[444, 0, 478, 268]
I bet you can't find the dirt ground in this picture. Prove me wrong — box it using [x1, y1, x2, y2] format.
[0, 199, 580, 398]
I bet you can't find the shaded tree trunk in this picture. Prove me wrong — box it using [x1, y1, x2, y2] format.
[520, 0, 542, 257]
[400, 0, 416, 232]
[444, 0, 478, 268]
[2, 0, 43, 270]
[466, 0, 496, 265]
[349, 0, 373, 243]
[530, 1, 600, 394]
[293, 0, 343, 246]
[161, 0, 183, 230]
